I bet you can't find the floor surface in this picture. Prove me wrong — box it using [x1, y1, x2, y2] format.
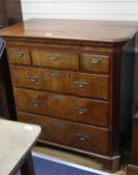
[33, 145, 127, 175]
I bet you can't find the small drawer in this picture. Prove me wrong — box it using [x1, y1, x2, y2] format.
[7, 48, 31, 65]
[15, 89, 109, 127]
[80, 54, 110, 73]
[31, 50, 79, 70]
[11, 66, 46, 89]
[17, 112, 109, 154]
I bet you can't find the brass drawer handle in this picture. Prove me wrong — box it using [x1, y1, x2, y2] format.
[48, 54, 61, 61]
[14, 50, 25, 58]
[74, 81, 88, 88]
[28, 76, 40, 82]
[74, 107, 88, 114]
[89, 57, 100, 64]
[77, 133, 89, 141]
[51, 71, 61, 79]
[31, 99, 42, 106]
[52, 95, 63, 102]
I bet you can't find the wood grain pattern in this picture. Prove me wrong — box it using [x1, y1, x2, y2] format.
[15, 88, 109, 127]
[0, 19, 137, 42]
[69, 72, 109, 100]
[11, 66, 109, 100]
[31, 50, 79, 70]
[7, 48, 31, 65]
[80, 54, 110, 73]
[2, 19, 136, 172]
[17, 112, 109, 154]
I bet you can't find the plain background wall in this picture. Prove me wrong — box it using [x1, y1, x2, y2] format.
[20, 0, 138, 113]
[21, 0, 138, 21]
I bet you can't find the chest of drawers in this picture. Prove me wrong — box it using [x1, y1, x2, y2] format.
[0, 19, 137, 172]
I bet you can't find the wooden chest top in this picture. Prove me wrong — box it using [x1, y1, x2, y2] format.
[0, 19, 137, 43]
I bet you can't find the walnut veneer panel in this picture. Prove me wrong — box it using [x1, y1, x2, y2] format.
[11, 66, 109, 100]
[69, 72, 109, 100]
[7, 48, 31, 65]
[1, 19, 136, 172]
[15, 88, 109, 127]
[17, 112, 109, 155]
[80, 54, 110, 73]
[31, 50, 79, 70]
[0, 19, 137, 42]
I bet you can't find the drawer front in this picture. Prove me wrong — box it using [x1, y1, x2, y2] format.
[11, 66, 69, 93]
[17, 112, 109, 154]
[11, 66, 47, 89]
[15, 89, 109, 127]
[31, 50, 79, 70]
[46, 70, 69, 93]
[69, 73, 109, 100]
[80, 54, 110, 73]
[8, 48, 31, 65]
[12, 67, 109, 100]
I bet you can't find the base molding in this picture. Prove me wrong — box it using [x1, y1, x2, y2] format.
[127, 164, 138, 175]
[39, 140, 120, 172]
[94, 154, 120, 172]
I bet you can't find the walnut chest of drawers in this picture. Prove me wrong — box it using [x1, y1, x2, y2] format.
[0, 19, 137, 172]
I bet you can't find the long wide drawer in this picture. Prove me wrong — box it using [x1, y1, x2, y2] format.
[12, 66, 110, 100]
[17, 112, 109, 154]
[15, 88, 109, 127]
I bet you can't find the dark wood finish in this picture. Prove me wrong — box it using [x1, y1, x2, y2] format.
[0, 79, 9, 116]
[0, 0, 8, 28]
[127, 165, 138, 175]
[0, 0, 22, 118]
[130, 117, 138, 163]
[0, 0, 22, 28]
[6, 0, 22, 25]
[0, 45, 16, 119]
[0, 19, 137, 172]
[20, 152, 35, 175]
[127, 113, 138, 175]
